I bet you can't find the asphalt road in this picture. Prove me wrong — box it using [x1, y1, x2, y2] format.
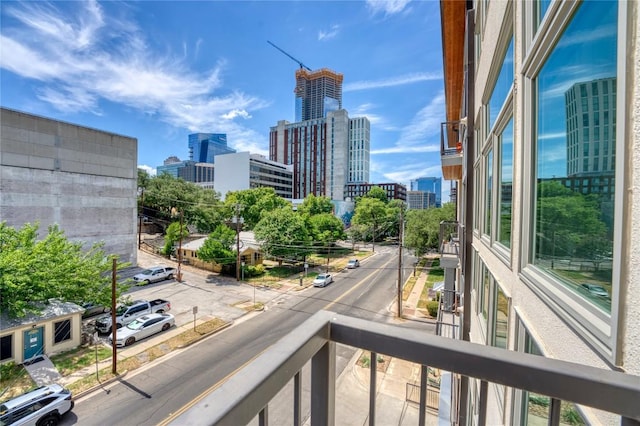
[63, 247, 433, 425]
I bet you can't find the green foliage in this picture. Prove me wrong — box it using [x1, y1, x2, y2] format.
[224, 187, 289, 230]
[254, 207, 311, 262]
[352, 197, 387, 241]
[162, 221, 190, 256]
[0, 222, 129, 318]
[143, 173, 224, 233]
[298, 194, 334, 216]
[308, 213, 347, 243]
[426, 300, 439, 317]
[244, 264, 265, 278]
[197, 225, 236, 264]
[529, 394, 550, 407]
[361, 186, 388, 203]
[404, 203, 456, 256]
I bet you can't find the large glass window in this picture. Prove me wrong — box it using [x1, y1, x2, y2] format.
[498, 118, 514, 247]
[533, 1, 617, 312]
[485, 150, 493, 236]
[493, 286, 509, 349]
[488, 37, 514, 132]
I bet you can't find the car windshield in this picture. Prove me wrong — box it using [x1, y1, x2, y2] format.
[317, 274, 328, 279]
[115, 305, 130, 315]
[126, 319, 146, 330]
[139, 269, 154, 275]
[348, 260, 356, 264]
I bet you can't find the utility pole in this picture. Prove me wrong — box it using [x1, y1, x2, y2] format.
[111, 258, 117, 374]
[177, 209, 183, 282]
[235, 204, 241, 281]
[137, 188, 144, 249]
[397, 208, 404, 319]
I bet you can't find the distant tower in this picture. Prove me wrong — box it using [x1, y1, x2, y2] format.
[295, 69, 344, 121]
[188, 133, 235, 163]
[410, 177, 442, 207]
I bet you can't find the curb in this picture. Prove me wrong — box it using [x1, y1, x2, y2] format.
[176, 320, 233, 349]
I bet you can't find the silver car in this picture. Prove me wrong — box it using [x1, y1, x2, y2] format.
[109, 313, 175, 347]
[313, 273, 334, 288]
[0, 384, 73, 426]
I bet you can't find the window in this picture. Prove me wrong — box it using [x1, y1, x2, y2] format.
[532, 1, 617, 313]
[0, 335, 12, 361]
[54, 319, 71, 344]
[493, 287, 509, 349]
[488, 37, 514, 132]
[484, 149, 493, 236]
[498, 118, 514, 247]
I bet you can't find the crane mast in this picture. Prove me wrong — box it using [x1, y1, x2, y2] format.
[267, 40, 312, 71]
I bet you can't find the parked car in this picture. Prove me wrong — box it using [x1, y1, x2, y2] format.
[133, 266, 176, 286]
[81, 302, 109, 319]
[346, 259, 360, 269]
[579, 283, 610, 299]
[0, 384, 73, 426]
[95, 299, 171, 333]
[313, 273, 334, 288]
[109, 313, 175, 347]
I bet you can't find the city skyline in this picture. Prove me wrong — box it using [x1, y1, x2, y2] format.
[0, 0, 448, 193]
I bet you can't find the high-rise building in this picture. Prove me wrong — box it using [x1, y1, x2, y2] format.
[439, 1, 639, 424]
[410, 177, 442, 207]
[565, 77, 616, 177]
[294, 68, 343, 122]
[406, 190, 436, 210]
[270, 110, 369, 201]
[188, 133, 235, 163]
[348, 117, 370, 183]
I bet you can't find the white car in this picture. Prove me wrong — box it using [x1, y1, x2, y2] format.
[109, 313, 175, 347]
[346, 259, 360, 269]
[313, 273, 334, 288]
[0, 384, 73, 426]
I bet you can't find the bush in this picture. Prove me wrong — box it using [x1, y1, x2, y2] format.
[426, 300, 439, 317]
[245, 264, 265, 277]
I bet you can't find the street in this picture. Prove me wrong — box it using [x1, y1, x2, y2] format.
[64, 247, 434, 425]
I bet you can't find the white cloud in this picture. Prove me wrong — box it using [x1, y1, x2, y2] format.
[0, 1, 269, 147]
[138, 165, 157, 176]
[318, 24, 340, 41]
[366, 0, 412, 16]
[344, 72, 441, 92]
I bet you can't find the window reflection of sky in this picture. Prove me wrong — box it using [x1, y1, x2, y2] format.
[488, 37, 514, 132]
[536, 2, 617, 179]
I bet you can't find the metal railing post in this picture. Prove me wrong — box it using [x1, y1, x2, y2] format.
[370, 352, 377, 425]
[311, 341, 336, 426]
[419, 365, 428, 426]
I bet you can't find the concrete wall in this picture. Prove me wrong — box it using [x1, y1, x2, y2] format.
[215, 151, 251, 200]
[0, 108, 138, 264]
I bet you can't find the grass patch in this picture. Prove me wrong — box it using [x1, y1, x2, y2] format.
[402, 276, 418, 301]
[51, 346, 113, 376]
[417, 258, 444, 309]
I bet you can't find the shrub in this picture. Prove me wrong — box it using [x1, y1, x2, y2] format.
[426, 300, 439, 317]
[245, 264, 265, 277]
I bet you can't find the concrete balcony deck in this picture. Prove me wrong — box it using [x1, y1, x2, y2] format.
[167, 310, 640, 425]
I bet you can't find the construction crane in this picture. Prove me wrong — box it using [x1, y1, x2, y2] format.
[267, 40, 312, 71]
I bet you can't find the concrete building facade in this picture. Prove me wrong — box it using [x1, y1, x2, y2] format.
[348, 116, 370, 184]
[439, 1, 640, 424]
[214, 152, 293, 200]
[0, 108, 138, 264]
[294, 68, 343, 122]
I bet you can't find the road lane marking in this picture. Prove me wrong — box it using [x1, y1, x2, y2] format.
[160, 253, 397, 425]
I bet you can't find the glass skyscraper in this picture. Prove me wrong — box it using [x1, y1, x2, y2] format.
[294, 68, 343, 121]
[188, 133, 235, 163]
[410, 177, 442, 207]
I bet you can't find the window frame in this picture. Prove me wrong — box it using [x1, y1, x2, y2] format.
[53, 319, 72, 345]
[519, 0, 626, 362]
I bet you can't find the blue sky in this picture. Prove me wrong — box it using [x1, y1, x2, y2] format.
[1, 0, 447, 192]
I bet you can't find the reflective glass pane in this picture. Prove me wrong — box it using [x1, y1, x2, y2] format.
[499, 118, 513, 247]
[488, 38, 514, 131]
[533, 1, 617, 312]
[485, 149, 493, 236]
[493, 287, 508, 348]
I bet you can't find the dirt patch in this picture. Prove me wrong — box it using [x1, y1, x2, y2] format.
[356, 353, 391, 373]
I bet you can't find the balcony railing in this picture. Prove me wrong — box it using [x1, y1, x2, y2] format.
[168, 310, 640, 425]
[440, 121, 464, 180]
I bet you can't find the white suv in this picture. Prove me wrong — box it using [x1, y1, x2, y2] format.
[0, 384, 74, 426]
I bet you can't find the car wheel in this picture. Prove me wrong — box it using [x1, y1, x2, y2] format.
[125, 337, 136, 346]
[157, 309, 164, 314]
[37, 414, 60, 426]
[116, 323, 123, 329]
[162, 323, 171, 331]
[167, 274, 174, 280]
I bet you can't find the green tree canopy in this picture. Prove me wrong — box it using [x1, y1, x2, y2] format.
[308, 213, 347, 244]
[361, 186, 388, 204]
[163, 221, 190, 256]
[224, 187, 289, 230]
[404, 203, 456, 256]
[352, 197, 387, 242]
[0, 223, 128, 318]
[253, 207, 311, 263]
[197, 224, 236, 264]
[297, 194, 334, 217]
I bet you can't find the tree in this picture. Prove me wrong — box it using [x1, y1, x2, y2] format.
[404, 203, 456, 256]
[362, 186, 388, 204]
[197, 225, 236, 264]
[253, 207, 311, 264]
[352, 197, 387, 244]
[162, 221, 189, 256]
[308, 213, 347, 244]
[0, 222, 129, 318]
[297, 194, 334, 216]
[224, 187, 289, 230]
